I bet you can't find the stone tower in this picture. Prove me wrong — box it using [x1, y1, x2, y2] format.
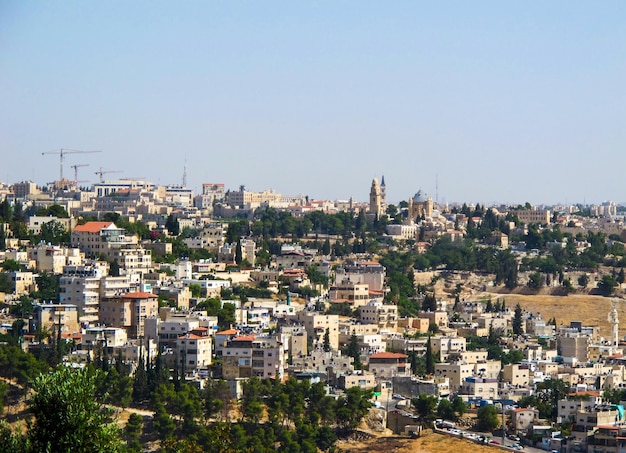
[369, 178, 382, 218]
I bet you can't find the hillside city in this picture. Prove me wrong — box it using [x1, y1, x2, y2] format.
[1, 174, 626, 453]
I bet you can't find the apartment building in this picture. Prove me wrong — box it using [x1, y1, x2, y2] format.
[59, 263, 108, 324]
[328, 279, 370, 308]
[32, 244, 82, 274]
[222, 334, 287, 379]
[430, 336, 466, 361]
[176, 331, 212, 371]
[514, 209, 551, 225]
[71, 221, 138, 257]
[99, 291, 158, 338]
[34, 303, 80, 333]
[359, 300, 398, 330]
[296, 312, 339, 350]
[334, 261, 385, 292]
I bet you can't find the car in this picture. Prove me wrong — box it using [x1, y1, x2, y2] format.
[392, 394, 405, 400]
[508, 434, 521, 442]
[489, 440, 500, 445]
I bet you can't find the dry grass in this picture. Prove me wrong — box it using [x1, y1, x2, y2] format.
[336, 431, 497, 453]
[482, 292, 626, 338]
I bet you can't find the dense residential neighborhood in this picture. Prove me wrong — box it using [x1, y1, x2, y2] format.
[1, 176, 626, 452]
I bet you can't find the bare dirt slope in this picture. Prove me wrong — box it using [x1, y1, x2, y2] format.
[483, 292, 626, 337]
[336, 431, 496, 453]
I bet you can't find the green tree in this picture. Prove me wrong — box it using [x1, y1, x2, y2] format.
[598, 274, 618, 296]
[425, 335, 435, 375]
[412, 394, 437, 426]
[512, 303, 523, 335]
[235, 240, 243, 265]
[578, 274, 589, 288]
[437, 398, 455, 420]
[165, 214, 180, 236]
[477, 404, 500, 432]
[336, 387, 372, 431]
[39, 220, 70, 245]
[31, 272, 60, 302]
[28, 366, 121, 452]
[125, 413, 143, 453]
[323, 328, 331, 352]
[452, 396, 466, 418]
[527, 271, 544, 289]
[343, 335, 362, 369]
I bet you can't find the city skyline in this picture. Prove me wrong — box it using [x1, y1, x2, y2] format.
[1, 1, 624, 206]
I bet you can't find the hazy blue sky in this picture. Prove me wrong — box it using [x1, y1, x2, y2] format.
[1, 1, 624, 206]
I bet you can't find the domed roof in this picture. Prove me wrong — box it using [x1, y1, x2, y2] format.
[413, 190, 428, 202]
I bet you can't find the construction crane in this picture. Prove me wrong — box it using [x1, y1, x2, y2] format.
[70, 163, 89, 186]
[41, 148, 102, 181]
[95, 167, 122, 183]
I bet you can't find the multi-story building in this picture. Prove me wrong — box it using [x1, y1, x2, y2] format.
[359, 300, 398, 330]
[430, 336, 466, 362]
[329, 279, 370, 308]
[32, 244, 82, 274]
[28, 216, 76, 236]
[176, 330, 212, 371]
[71, 221, 137, 257]
[222, 333, 287, 379]
[12, 180, 39, 199]
[99, 291, 158, 338]
[59, 263, 108, 324]
[194, 183, 225, 211]
[334, 260, 385, 292]
[34, 303, 80, 334]
[514, 209, 551, 225]
[503, 363, 530, 387]
[225, 188, 282, 209]
[368, 352, 408, 378]
[296, 312, 339, 350]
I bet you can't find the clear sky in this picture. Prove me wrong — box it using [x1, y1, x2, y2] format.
[1, 1, 624, 206]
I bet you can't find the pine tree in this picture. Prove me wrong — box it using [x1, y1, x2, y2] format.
[323, 328, 331, 352]
[132, 355, 150, 403]
[512, 303, 523, 335]
[235, 240, 243, 265]
[425, 335, 435, 375]
[485, 298, 494, 313]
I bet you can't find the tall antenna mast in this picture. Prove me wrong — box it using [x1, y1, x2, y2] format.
[182, 157, 187, 187]
[436, 172, 439, 204]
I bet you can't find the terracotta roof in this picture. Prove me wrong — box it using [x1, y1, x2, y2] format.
[121, 291, 158, 299]
[231, 335, 255, 342]
[179, 334, 208, 340]
[73, 221, 114, 233]
[216, 329, 239, 335]
[62, 332, 82, 340]
[370, 352, 408, 359]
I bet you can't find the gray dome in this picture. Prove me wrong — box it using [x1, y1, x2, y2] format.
[413, 190, 428, 202]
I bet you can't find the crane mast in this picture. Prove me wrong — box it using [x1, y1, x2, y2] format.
[41, 148, 101, 181]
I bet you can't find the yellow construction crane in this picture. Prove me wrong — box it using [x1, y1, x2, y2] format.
[95, 167, 122, 183]
[42, 148, 102, 181]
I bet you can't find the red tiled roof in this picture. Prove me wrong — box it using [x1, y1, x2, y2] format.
[216, 329, 239, 335]
[179, 334, 209, 340]
[370, 352, 408, 359]
[73, 221, 113, 233]
[62, 332, 82, 340]
[121, 291, 157, 299]
[232, 335, 255, 342]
